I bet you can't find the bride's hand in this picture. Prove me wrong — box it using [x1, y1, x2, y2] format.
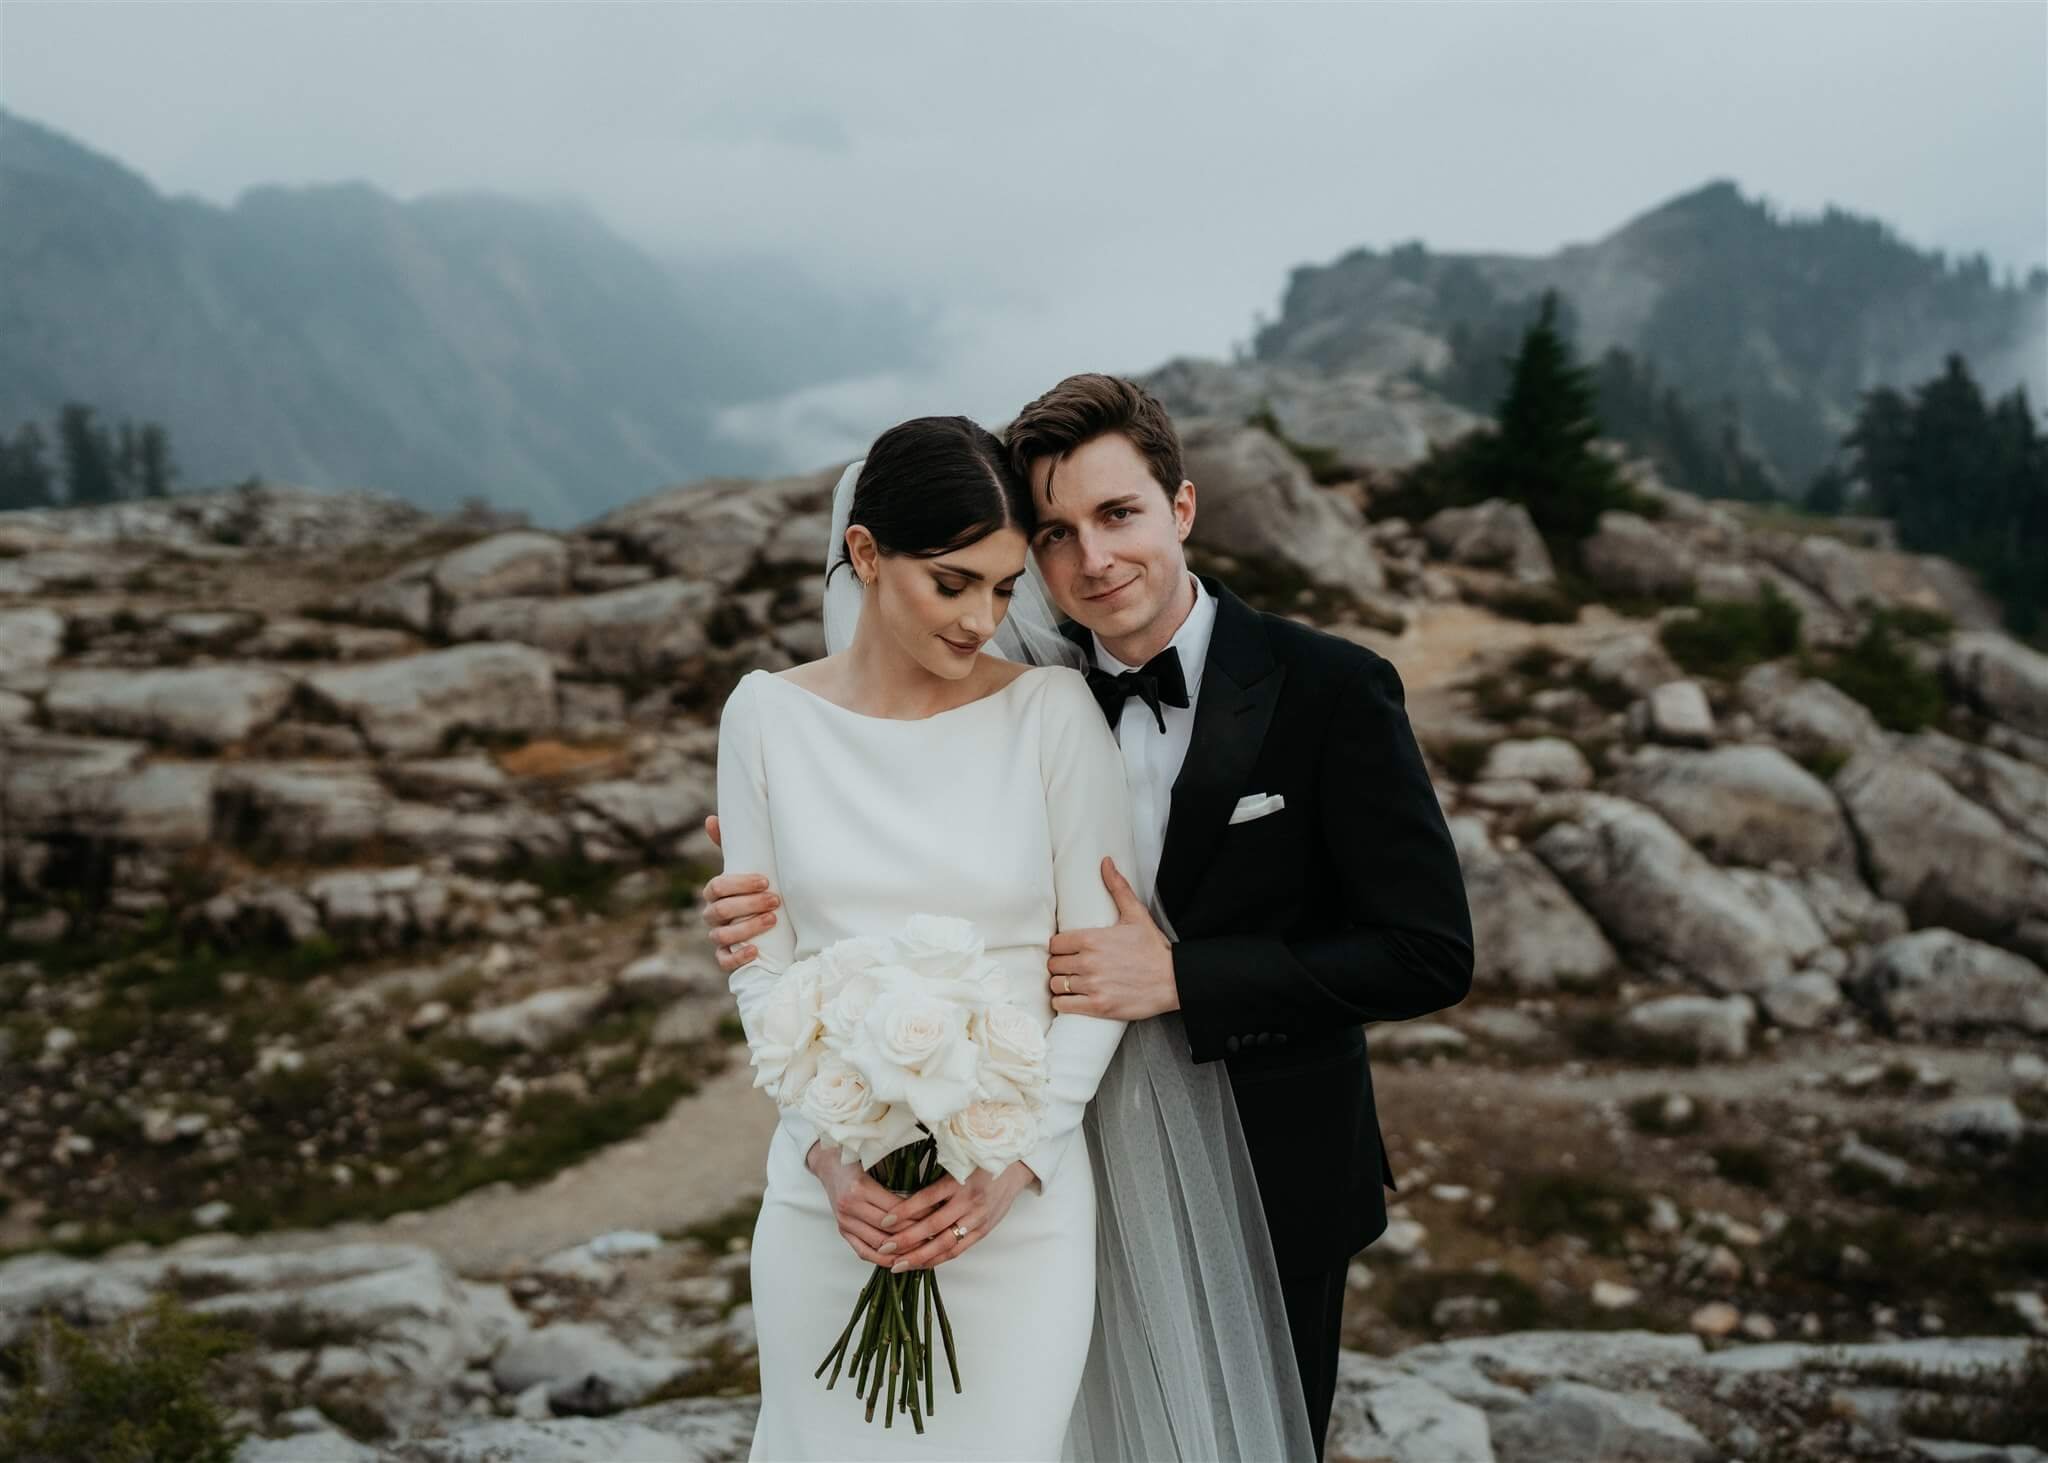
[879, 1161, 1036, 1273]
[807, 1142, 910, 1266]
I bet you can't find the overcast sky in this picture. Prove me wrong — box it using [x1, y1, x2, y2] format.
[6, 1, 2044, 468]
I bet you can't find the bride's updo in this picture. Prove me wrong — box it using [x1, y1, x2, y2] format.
[826, 417, 1035, 585]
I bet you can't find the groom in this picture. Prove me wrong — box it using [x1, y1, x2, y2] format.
[703, 373, 1473, 1456]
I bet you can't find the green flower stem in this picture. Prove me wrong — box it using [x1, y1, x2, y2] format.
[888, 1274, 923, 1399]
[922, 1268, 936, 1415]
[817, 1268, 880, 1386]
[854, 1271, 885, 1398]
[933, 1268, 961, 1394]
[884, 1288, 902, 1429]
[865, 1286, 893, 1423]
[903, 1293, 926, 1435]
[815, 1133, 961, 1428]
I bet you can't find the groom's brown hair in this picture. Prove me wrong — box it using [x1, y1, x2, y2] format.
[1004, 373, 1185, 503]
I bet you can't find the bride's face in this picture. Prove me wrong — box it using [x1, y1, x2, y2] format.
[851, 525, 1030, 680]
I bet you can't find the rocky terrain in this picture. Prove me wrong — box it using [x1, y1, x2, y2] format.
[1, 388, 2045, 1460]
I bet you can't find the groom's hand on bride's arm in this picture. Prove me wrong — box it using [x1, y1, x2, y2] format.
[698, 814, 782, 973]
[1046, 857, 1179, 1020]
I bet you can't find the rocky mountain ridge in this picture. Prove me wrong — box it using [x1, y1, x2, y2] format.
[1252, 179, 2048, 486]
[0, 109, 925, 524]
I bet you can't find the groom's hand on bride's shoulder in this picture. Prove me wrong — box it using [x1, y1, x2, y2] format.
[698, 815, 781, 973]
[1047, 858, 1179, 1021]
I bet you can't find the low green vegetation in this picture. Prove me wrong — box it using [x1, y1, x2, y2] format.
[678, 1193, 765, 1254]
[1439, 738, 1495, 783]
[1659, 582, 1802, 679]
[0, 1294, 247, 1463]
[1481, 581, 1581, 624]
[502, 849, 625, 912]
[1708, 1142, 1779, 1192]
[1382, 1267, 1544, 1335]
[1569, 1011, 1703, 1068]
[1763, 1205, 2045, 1336]
[1896, 1346, 2048, 1448]
[1489, 1168, 1650, 1256]
[1793, 746, 1851, 781]
[1807, 616, 1949, 732]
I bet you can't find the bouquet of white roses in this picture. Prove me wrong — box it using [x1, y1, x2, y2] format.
[745, 914, 1050, 1431]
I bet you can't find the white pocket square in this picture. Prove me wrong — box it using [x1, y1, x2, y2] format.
[1228, 792, 1286, 825]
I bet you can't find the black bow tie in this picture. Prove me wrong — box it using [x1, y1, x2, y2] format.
[1085, 647, 1189, 734]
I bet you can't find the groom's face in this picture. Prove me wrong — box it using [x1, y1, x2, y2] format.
[1026, 432, 1196, 645]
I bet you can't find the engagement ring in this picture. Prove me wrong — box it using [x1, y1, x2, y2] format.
[952, 1224, 968, 1240]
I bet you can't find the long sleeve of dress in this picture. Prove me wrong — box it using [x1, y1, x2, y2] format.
[715, 674, 821, 1161]
[1025, 669, 1137, 1188]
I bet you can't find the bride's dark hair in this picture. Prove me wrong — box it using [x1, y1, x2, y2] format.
[826, 416, 1034, 585]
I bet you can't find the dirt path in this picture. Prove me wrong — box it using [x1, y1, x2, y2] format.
[1339, 599, 1649, 732]
[226, 1057, 775, 1277]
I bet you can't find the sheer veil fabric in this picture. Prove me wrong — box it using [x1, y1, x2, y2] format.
[821, 459, 1315, 1460]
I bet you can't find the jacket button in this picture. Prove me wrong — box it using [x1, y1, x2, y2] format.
[1224, 1035, 1241, 1054]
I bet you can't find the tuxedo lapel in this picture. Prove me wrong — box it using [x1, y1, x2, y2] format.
[1056, 579, 1283, 921]
[1155, 578, 1283, 921]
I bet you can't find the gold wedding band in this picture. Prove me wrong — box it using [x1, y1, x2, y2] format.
[1060, 975, 1072, 995]
[952, 1224, 968, 1240]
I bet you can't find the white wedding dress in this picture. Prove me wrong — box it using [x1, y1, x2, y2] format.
[717, 661, 1136, 1462]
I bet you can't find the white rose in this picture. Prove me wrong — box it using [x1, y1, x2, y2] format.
[818, 963, 902, 1048]
[749, 963, 824, 1104]
[974, 1003, 1050, 1105]
[799, 1053, 884, 1128]
[910, 953, 1010, 1014]
[871, 983, 961, 1070]
[897, 914, 984, 979]
[849, 1103, 926, 1170]
[813, 935, 897, 998]
[934, 1100, 1039, 1180]
[844, 971, 980, 1125]
[799, 1057, 925, 1168]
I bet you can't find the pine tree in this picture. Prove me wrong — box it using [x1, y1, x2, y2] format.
[1803, 465, 1848, 515]
[137, 422, 176, 498]
[0, 422, 56, 511]
[1846, 385, 1912, 514]
[1482, 290, 1631, 539]
[1841, 357, 2047, 635]
[114, 421, 142, 500]
[58, 403, 119, 505]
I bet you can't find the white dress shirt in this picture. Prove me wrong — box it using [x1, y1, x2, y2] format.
[1090, 574, 1217, 909]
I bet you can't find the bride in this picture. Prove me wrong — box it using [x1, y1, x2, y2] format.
[716, 415, 1312, 1461]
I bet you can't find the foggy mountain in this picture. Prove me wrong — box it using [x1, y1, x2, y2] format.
[1255, 180, 2048, 488]
[6, 107, 2041, 524]
[0, 109, 930, 524]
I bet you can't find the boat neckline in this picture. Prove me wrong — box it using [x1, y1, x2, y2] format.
[753, 663, 1055, 724]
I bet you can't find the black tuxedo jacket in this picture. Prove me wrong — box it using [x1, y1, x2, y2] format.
[1063, 576, 1474, 1271]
